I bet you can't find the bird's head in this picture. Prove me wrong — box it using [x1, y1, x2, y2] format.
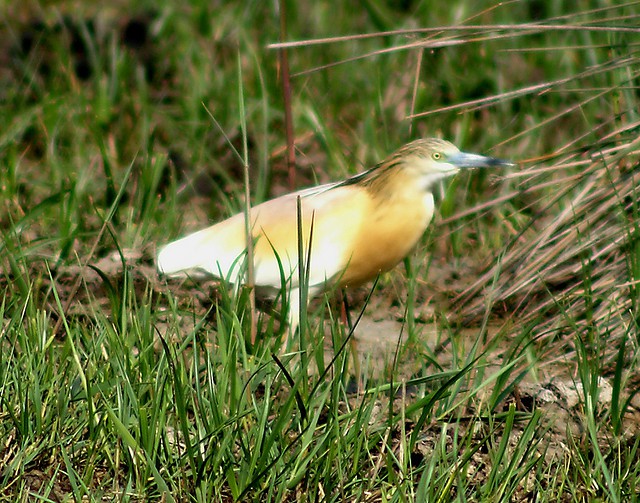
[341, 137, 515, 197]
[396, 138, 516, 189]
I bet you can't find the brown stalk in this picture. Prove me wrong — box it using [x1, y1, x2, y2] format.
[278, 0, 296, 190]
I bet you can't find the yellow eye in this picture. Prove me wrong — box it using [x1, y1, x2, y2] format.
[432, 152, 442, 160]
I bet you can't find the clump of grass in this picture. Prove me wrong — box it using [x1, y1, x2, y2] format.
[458, 131, 640, 378]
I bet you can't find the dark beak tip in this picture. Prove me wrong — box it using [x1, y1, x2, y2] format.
[490, 157, 517, 168]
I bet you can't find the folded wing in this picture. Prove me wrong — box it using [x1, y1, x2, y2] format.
[157, 183, 371, 293]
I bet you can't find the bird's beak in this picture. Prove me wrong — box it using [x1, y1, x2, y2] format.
[448, 151, 516, 169]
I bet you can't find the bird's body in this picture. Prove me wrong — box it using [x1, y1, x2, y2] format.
[157, 138, 513, 330]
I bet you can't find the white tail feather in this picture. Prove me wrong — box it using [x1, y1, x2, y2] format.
[157, 230, 214, 276]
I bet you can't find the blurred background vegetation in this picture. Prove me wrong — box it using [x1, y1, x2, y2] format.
[4, 0, 636, 258]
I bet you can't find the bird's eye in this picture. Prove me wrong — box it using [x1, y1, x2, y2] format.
[432, 152, 442, 160]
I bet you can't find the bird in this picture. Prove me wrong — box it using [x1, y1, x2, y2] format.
[157, 138, 514, 333]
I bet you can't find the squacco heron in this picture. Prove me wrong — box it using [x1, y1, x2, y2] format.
[157, 138, 514, 332]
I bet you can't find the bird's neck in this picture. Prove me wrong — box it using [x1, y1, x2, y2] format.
[356, 162, 439, 204]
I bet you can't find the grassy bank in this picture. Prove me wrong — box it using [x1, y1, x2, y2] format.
[1, 1, 640, 501]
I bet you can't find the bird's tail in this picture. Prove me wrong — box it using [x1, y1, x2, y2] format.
[156, 230, 211, 276]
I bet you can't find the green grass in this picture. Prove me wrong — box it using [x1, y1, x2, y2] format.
[2, 0, 640, 501]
